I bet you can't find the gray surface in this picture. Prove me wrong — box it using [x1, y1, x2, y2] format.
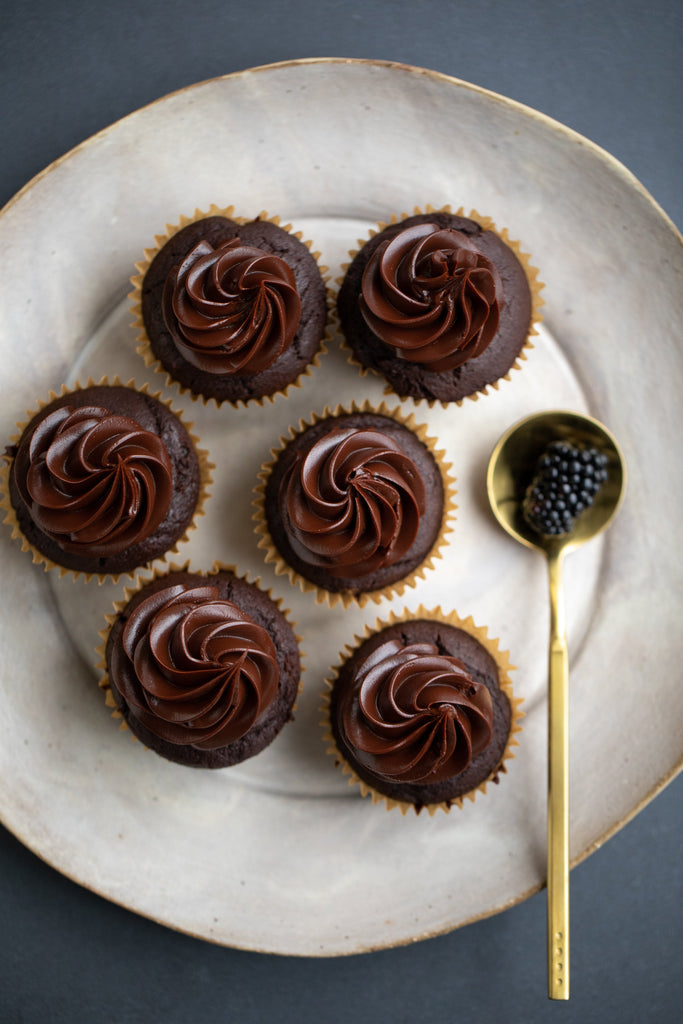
[1, 1, 681, 1021]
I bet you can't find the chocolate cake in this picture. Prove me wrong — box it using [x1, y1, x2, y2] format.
[140, 214, 328, 403]
[104, 569, 300, 768]
[262, 411, 446, 596]
[329, 618, 513, 810]
[5, 384, 202, 576]
[337, 210, 535, 403]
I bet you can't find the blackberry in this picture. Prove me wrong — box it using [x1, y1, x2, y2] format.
[522, 440, 609, 537]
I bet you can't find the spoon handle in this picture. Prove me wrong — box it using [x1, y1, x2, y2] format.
[547, 550, 569, 999]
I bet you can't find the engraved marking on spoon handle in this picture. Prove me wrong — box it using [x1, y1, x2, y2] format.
[547, 550, 569, 1000]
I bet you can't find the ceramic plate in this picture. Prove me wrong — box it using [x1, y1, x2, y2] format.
[1, 59, 681, 956]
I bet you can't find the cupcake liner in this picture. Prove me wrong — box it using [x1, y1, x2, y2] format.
[0, 376, 213, 584]
[253, 399, 457, 609]
[321, 606, 524, 816]
[337, 203, 545, 408]
[95, 559, 304, 745]
[130, 204, 334, 408]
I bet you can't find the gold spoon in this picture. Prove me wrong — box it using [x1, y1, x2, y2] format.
[486, 410, 626, 1000]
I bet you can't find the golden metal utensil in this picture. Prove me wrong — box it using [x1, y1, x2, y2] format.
[487, 410, 626, 999]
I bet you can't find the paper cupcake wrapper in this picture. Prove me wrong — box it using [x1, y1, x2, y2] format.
[0, 375, 213, 584]
[252, 399, 457, 609]
[321, 606, 524, 816]
[130, 203, 334, 409]
[336, 203, 545, 408]
[95, 559, 304, 743]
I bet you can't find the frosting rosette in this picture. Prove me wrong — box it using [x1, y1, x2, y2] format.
[13, 405, 173, 556]
[278, 426, 426, 578]
[162, 237, 302, 375]
[338, 638, 494, 784]
[359, 221, 504, 370]
[109, 583, 280, 749]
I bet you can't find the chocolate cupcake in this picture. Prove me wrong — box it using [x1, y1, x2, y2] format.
[323, 609, 522, 815]
[1, 380, 210, 579]
[254, 402, 456, 608]
[132, 205, 330, 405]
[337, 206, 543, 404]
[99, 565, 301, 768]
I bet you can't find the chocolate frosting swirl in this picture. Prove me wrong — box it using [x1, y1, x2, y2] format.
[279, 426, 426, 578]
[162, 237, 302, 375]
[110, 583, 280, 749]
[16, 405, 173, 556]
[359, 222, 504, 371]
[338, 639, 493, 783]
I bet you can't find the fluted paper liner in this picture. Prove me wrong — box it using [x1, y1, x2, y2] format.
[130, 204, 334, 408]
[336, 204, 545, 408]
[321, 606, 524, 816]
[95, 560, 304, 748]
[0, 376, 213, 583]
[253, 399, 457, 609]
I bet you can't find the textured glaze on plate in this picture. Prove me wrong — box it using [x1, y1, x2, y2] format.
[1, 58, 681, 956]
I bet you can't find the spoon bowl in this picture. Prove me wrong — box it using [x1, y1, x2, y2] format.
[487, 409, 626, 1001]
[487, 409, 626, 557]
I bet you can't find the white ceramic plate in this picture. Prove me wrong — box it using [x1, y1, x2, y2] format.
[1, 59, 681, 956]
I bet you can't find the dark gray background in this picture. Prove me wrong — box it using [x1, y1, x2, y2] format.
[1, 2, 681, 1022]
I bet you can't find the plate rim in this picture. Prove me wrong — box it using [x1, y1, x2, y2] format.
[2, 757, 679, 957]
[1, 56, 681, 956]
[2, 56, 682, 246]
